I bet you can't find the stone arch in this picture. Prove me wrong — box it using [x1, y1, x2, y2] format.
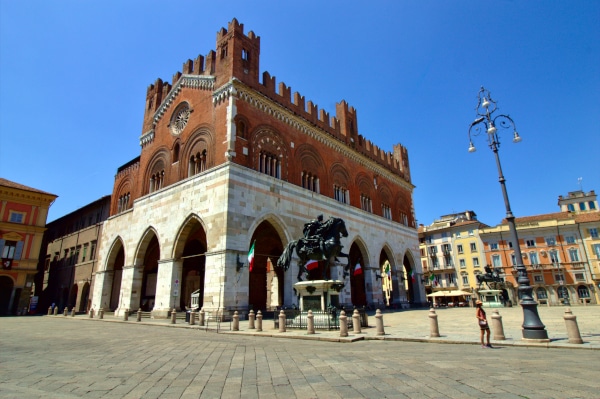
[103, 237, 125, 311]
[79, 282, 90, 313]
[402, 250, 418, 305]
[378, 245, 400, 307]
[172, 214, 207, 310]
[134, 227, 161, 311]
[247, 215, 287, 312]
[347, 236, 370, 307]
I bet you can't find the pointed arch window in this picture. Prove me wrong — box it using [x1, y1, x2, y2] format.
[149, 170, 165, 193]
[188, 150, 207, 177]
[117, 192, 131, 213]
[258, 151, 280, 179]
[360, 194, 372, 213]
[334, 185, 349, 204]
[301, 171, 319, 193]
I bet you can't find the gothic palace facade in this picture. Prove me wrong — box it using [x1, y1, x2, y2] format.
[90, 19, 422, 318]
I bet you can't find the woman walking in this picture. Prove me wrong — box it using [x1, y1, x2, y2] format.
[476, 300, 492, 348]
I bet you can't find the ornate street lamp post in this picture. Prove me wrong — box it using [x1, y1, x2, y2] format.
[468, 87, 548, 340]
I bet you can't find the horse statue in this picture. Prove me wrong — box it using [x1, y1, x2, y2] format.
[476, 265, 504, 289]
[276, 217, 349, 281]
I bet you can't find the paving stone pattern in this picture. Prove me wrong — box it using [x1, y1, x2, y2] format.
[1, 308, 599, 399]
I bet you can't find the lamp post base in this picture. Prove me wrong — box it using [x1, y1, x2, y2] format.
[520, 301, 549, 340]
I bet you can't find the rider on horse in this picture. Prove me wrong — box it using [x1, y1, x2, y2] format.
[303, 214, 326, 258]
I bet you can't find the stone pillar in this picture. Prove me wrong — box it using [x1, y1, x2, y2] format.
[71, 308, 76, 317]
[563, 308, 583, 344]
[190, 311, 196, 325]
[339, 310, 348, 337]
[248, 310, 255, 329]
[233, 311, 239, 331]
[429, 308, 440, 338]
[256, 310, 263, 332]
[153, 259, 183, 318]
[48, 306, 52, 316]
[375, 309, 385, 336]
[170, 308, 177, 324]
[90, 269, 112, 312]
[99, 308, 104, 319]
[352, 309, 361, 333]
[491, 310, 506, 340]
[137, 308, 142, 322]
[123, 309, 129, 321]
[53, 306, 58, 316]
[307, 310, 315, 334]
[89, 308, 95, 318]
[198, 308, 205, 326]
[278, 310, 286, 333]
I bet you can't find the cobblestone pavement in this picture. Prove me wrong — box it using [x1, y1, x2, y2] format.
[1, 306, 599, 399]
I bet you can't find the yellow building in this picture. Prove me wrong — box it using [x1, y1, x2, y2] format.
[0, 178, 57, 315]
[418, 211, 489, 306]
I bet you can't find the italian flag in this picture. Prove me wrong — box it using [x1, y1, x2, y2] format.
[385, 263, 391, 280]
[248, 241, 256, 272]
[306, 260, 319, 271]
[410, 270, 415, 282]
[353, 263, 363, 276]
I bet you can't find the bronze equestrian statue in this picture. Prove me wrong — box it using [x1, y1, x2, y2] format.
[276, 216, 349, 281]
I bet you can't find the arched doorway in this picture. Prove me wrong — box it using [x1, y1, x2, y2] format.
[403, 253, 415, 304]
[69, 284, 78, 311]
[181, 239, 206, 310]
[348, 242, 367, 307]
[140, 236, 160, 311]
[248, 221, 283, 312]
[109, 247, 124, 310]
[0, 276, 14, 315]
[379, 250, 394, 307]
[79, 283, 90, 312]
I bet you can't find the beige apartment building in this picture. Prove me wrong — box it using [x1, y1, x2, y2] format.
[418, 211, 490, 306]
[479, 190, 599, 306]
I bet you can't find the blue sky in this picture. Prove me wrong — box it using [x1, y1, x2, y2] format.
[1, 1, 598, 226]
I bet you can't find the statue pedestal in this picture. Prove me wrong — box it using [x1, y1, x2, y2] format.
[478, 289, 503, 308]
[294, 280, 345, 311]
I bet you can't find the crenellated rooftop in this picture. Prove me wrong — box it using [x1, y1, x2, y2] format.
[143, 19, 411, 183]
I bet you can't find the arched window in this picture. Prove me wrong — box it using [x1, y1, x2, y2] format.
[360, 194, 372, 213]
[301, 171, 319, 193]
[258, 151, 280, 179]
[149, 170, 165, 193]
[173, 143, 180, 163]
[188, 150, 207, 177]
[117, 192, 131, 213]
[237, 120, 246, 139]
[535, 287, 547, 299]
[577, 285, 590, 298]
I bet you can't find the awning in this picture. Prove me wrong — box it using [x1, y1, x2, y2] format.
[426, 290, 473, 297]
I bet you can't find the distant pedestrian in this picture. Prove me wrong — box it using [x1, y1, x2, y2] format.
[476, 300, 492, 348]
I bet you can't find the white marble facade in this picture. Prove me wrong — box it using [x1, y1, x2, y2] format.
[91, 163, 422, 317]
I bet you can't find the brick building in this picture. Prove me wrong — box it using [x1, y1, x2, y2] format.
[38, 195, 110, 314]
[91, 19, 422, 318]
[0, 178, 57, 315]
